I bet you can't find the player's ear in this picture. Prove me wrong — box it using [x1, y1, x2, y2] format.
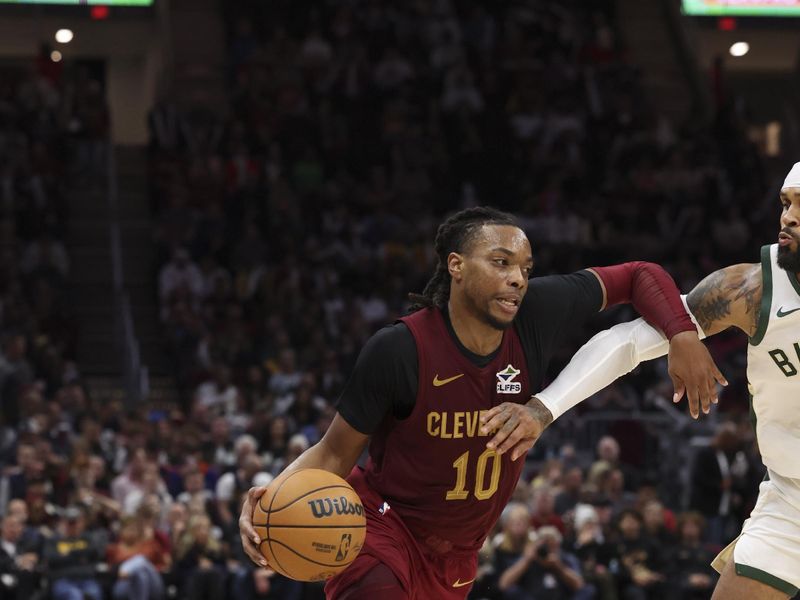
[448, 252, 465, 282]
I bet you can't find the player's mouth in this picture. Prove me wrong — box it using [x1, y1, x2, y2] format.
[495, 296, 520, 316]
[779, 231, 797, 247]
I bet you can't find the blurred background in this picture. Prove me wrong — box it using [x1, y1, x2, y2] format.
[0, 0, 798, 598]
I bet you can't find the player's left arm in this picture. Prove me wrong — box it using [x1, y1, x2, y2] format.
[587, 262, 726, 412]
[480, 262, 725, 459]
[528, 263, 759, 429]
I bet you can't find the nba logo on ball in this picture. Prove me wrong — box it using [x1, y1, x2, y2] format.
[496, 364, 522, 394]
[335, 533, 352, 561]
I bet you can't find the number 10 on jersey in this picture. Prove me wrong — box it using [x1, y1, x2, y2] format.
[446, 449, 501, 501]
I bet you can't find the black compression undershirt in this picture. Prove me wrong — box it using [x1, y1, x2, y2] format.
[335, 270, 603, 435]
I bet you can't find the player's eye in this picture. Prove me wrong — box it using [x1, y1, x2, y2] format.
[494, 258, 508, 266]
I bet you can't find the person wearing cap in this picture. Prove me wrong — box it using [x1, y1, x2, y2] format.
[533, 162, 800, 599]
[42, 505, 106, 600]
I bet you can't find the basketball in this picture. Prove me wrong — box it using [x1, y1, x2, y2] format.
[251, 468, 366, 582]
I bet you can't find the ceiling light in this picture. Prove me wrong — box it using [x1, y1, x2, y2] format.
[729, 41, 749, 57]
[55, 29, 74, 44]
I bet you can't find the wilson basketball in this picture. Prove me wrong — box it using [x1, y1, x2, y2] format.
[252, 468, 366, 582]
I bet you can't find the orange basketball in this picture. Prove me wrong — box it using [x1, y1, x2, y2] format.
[251, 468, 366, 582]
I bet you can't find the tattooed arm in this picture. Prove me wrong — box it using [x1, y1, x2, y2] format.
[532, 265, 762, 422]
[686, 263, 762, 337]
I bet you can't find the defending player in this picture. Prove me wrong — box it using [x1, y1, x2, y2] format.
[511, 162, 800, 599]
[239, 206, 724, 599]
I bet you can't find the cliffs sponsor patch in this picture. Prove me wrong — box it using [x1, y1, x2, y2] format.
[496, 364, 522, 394]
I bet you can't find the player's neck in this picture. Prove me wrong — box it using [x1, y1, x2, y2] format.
[446, 299, 503, 356]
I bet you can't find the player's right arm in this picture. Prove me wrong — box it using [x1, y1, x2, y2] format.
[239, 415, 370, 567]
[685, 262, 762, 337]
[239, 323, 414, 568]
[534, 263, 761, 420]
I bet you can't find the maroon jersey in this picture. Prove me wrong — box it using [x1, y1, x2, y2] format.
[363, 307, 530, 552]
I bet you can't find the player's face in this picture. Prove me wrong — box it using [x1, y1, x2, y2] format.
[778, 187, 800, 272]
[455, 225, 533, 330]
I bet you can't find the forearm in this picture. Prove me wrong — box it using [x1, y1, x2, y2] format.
[553, 561, 584, 591]
[592, 262, 694, 339]
[538, 296, 704, 420]
[498, 556, 532, 591]
[283, 437, 361, 480]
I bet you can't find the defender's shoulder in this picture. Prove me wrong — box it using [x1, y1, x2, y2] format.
[686, 263, 762, 336]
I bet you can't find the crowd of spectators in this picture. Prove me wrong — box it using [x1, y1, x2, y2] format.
[142, 0, 775, 598]
[0, 0, 785, 599]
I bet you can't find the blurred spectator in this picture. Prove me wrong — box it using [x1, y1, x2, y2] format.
[496, 509, 587, 600]
[641, 500, 675, 546]
[43, 505, 105, 600]
[194, 365, 240, 419]
[529, 486, 565, 534]
[570, 503, 616, 600]
[106, 515, 168, 600]
[0, 513, 40, 600]
[689, 421, 751, 545]
[174, 514, 226, 600]
[177, 466, 218, 524]
[0, 336, 34, 428]
[554, 466, 583, 515]
[215, 453, 270, 528]
[588, 436, 622, 486]
[612, 509, 666, 600]
[665, 512, 717, 600]
[158, 248, 203, 310]
[111, 448, 149, 506]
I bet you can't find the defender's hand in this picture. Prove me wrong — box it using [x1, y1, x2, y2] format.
[239, 486, 270, 568]
[668, 331, 728, 419]
[480, 398, 553, 461]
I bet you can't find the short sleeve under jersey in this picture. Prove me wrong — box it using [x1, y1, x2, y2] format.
[336, 270, 603, 435]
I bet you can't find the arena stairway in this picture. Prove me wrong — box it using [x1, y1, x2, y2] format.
[114, 145, 179, 405]
[68, 182, 117, 378]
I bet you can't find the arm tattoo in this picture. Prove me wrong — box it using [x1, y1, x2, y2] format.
[687, 265, 761, 334]
[526, 396, 554, 428]
[687, 271, 730, 332]
[734, 272, 762, 334]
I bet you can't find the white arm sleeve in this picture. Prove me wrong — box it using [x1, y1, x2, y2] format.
[536, 296, 706, 420]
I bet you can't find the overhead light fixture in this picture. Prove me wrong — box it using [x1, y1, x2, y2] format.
[50, 50, 63, 63]
[729, 41, 749, 57]
[55, 29, 74, 44]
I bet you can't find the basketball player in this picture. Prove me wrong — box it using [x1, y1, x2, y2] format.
[520, 163, 800, 599]
[239, 207, 724, 599]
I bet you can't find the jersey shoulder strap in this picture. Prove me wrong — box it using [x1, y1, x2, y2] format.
[750, 244, 774, 346]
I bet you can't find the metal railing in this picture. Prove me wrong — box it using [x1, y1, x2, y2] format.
[108, 146, 149, 407]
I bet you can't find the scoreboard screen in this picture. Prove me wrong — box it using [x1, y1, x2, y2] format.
[683, 0, 800, 16]
[0, 0, 152, 5]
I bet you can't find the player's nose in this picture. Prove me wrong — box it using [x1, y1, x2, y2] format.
[508, 265, 526, 287]
[782, 205, 800, 228]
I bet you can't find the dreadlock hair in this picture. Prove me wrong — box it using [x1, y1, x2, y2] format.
[408, 206, 520, 312]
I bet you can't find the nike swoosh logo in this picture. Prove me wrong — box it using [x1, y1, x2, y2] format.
[777, 306, 800, 318]
[433, 373, 464, 387]
[452, 578, 475, 588]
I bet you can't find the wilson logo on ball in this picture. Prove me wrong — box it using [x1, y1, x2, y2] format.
[307, 496, 364, 519]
